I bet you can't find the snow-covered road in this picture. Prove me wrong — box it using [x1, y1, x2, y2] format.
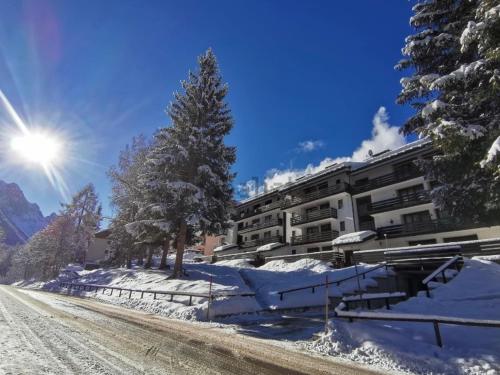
[0, 285, 377, 375]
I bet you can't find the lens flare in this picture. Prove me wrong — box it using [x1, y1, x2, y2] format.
[11, 131, 61, 166]
[1, 88, 70, 200]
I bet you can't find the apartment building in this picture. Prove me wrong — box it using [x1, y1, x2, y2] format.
[217, 139, 500, 262]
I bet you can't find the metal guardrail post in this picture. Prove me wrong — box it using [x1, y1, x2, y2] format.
[433, 321, 443, 347]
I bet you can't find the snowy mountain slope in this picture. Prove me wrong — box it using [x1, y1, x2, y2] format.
[0, 180, 54, 245]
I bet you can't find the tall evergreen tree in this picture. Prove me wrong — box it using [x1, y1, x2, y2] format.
[397, 0, 500, 220]
[139, 49, 236, 277]
[108, 136, 151, 268]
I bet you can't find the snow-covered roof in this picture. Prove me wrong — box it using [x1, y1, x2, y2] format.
[213, 244, 239, 253]
[256, 242, 283, 252]
[358, 138, 432, 167]
[237, 138, 433, 206]
[332, 230, 377, 246]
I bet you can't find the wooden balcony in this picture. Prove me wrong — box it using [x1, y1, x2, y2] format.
[283, 183, 349, 208]
[368, 191, 431, 214]
[291, 230, 339, 245]
[238, 218, 283, 234]
[235, 200, 282, 221]
[377, 219, 484, 239]
[291, 208, 337, 226]
[239, 235, 283, 249]
[352, 169, 422, 194]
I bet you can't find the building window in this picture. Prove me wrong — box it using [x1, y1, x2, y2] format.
[319, 203, 330, 210]
[252, 218, 260, 225]
[264, 215, 272, 223]
[336, 179, 341, 185]
[292, 230, 296, 238]
[244, 236, 248, 241]
[250, 234, 259, 240]
[265, 199, 272, 205]
[338, 199, 343, 209]
[443, 235, 478, 243]
[307, 247, 320, 253]
[263, 231, 271, 239]
[307, 226, 319, 234]
[322, 246, 333, 251]
[398, 184, 424, 198]
[408, 239, 437, 246]
[403, 211, 431, 225]
[276, 229, 280, 236]
[321, 223, 332, 232]
[291, 249, 296, 255]
[340, 221, 346, 231]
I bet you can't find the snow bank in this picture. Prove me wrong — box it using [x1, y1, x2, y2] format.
[241, 259, 388, 310]
[34, 259, 261, 320]
[304, 259, 500, 374]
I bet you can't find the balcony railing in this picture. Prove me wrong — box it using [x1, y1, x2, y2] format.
[235, 200, 282, 220]
[352, 169, 422, 194]
[239, 235, 283, 249]
[291, 208, 338, 226]
[283, 183, 349, 208]
[359, 221, 376, 231]
[291, 230, 339, 245]
[377, 219, 484, 239]
[238, 218, 283, 234]
[368, 191, 431, 214]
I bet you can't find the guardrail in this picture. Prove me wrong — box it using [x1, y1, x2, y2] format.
[334, 303, 500, 347]
[422, 255, 462, 297]
[277, 263, 388, 300]
[59, 282, 255, 306]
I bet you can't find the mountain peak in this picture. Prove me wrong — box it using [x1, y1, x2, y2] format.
[0, 180, 55, 245]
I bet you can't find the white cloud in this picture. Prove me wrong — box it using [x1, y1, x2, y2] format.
[247, 107, 406, 196]
[297, 140, 325, 152]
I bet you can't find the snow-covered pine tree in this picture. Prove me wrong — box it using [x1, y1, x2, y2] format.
[397, 0, 500, 221]
[108, 136, 151, 268]
[62, 184, 102, 264]
[142, 49, 236, 278]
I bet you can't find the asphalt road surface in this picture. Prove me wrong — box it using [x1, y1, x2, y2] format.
[0, 285, 379, 375]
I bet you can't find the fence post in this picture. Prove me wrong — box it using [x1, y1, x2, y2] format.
[189, 296, 193, 306]
[433, 321, 443, 347]
[154, 292, 156, 300]
[141, 291, 144, 299]
[324, 275, 329, 334]
[207, 275, 213, 321]
[110, 288, 113, 296]
[119, 289, 122, 297]
[279, 292, 283, 301]
[129, 290, 132, 299]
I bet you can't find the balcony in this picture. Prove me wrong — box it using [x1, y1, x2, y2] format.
[283, 182, 349, 208]
[291, 208, 338, 226]
[377, 219, 485, 239]
[239, 235, 283, 249]
[235, 200, 282, 220]
[291, 230, 339, 245]
[368, 191, 431, 214]
[238, 218, 283, 234]
[352, 169, 422, 194]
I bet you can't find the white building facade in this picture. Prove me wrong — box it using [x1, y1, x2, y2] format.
[219, 139, 500, 263]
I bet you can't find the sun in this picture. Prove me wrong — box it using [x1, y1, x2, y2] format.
[11, 131, 62, 166]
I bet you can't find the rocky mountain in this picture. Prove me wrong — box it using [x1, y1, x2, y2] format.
[0, 180, 55, 245]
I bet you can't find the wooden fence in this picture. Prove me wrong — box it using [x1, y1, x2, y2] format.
[334, 303, 500, 347]
[59, 281, 255, 307]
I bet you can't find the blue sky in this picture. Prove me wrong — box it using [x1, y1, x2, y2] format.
[0, 0, 415, 217]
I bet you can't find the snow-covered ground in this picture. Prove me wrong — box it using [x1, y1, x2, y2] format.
[18, 255, 500, 374]
[304, 258, 500, 375]
[23, 256, 385, 320]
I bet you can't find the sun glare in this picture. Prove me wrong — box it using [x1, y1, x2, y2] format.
[11, 131, 61, 166]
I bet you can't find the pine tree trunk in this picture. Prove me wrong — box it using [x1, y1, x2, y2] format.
[159, 236, 170, 270]
[144, 245, 153, 269]
[172, 221, 187, 278]
[137, 248, 144, 266]
[126, 255, 132, 269]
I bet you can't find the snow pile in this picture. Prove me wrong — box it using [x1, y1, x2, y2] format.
[37, 260, 261, 320]
[241, 259, 388, 310]
[305, 259, 500, 374]
[331, 230, 376, 246]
